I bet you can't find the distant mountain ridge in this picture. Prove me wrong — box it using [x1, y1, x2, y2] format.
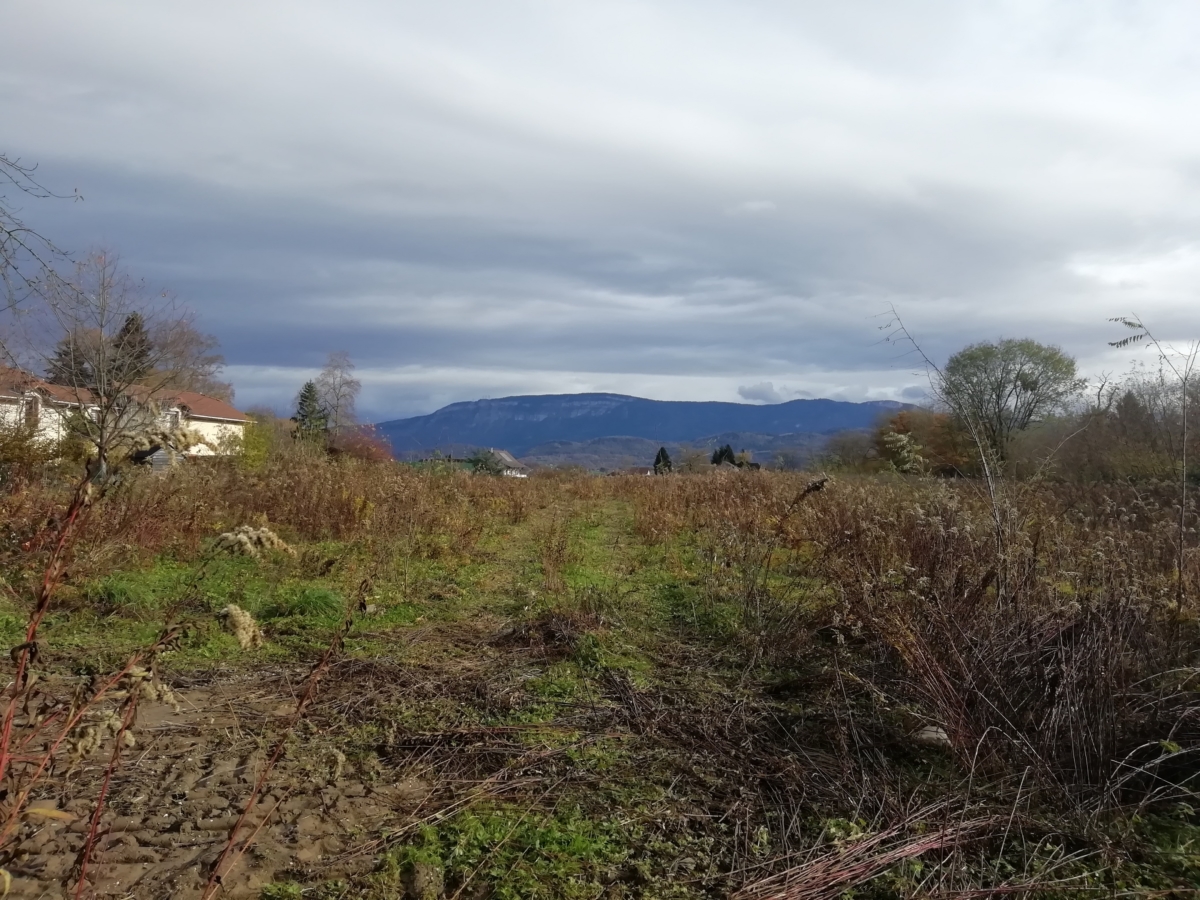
[377, 392, 906, 458]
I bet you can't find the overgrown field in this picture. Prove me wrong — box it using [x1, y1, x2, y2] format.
[1, 460, 1199, 898]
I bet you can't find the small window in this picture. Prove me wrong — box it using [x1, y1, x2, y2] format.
[23, 397, 39, 428]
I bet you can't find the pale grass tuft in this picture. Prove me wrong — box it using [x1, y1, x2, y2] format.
[217, 604, 264, 650]
[124, 665, 183, 713]
[214, 524, 295, 558]
[66, 710, 123, 766]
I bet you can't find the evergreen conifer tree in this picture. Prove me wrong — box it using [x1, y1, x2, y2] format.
[653, 446, 673, 474]
[711, 444, 736, 466]
[294, 380, 329, 443]
[45, 333, 95, 387]
[113, 312, 153, 381]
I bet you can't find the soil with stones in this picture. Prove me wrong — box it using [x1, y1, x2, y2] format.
[5, 666, 429, 900]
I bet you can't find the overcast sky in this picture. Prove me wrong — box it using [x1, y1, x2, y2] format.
[4, 1, 1199, 420]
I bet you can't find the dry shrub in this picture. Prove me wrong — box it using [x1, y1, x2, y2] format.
[626, 474, 687, 544]
[214, 524, 294, 558]
[608, 468, 1200, 816]
[505, 490, 530, 525]
[0, 422, 60, 490]
[533, 467, 610, 502]
[328, 424, 393, 461]
[618, 470, 817, 651]
[531, 509, 574, 595]
[61, 456, 517, 563]
[801, 478, 1200, 812]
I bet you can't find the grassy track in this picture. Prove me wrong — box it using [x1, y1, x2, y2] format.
[1, 464, 1198, 897]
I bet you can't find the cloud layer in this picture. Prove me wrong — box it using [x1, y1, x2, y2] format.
[4, 1, 1199, 419]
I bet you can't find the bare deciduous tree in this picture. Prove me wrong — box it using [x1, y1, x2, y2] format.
[315, 351, 360, 434]
[153, 319, 232, 401]
[1, 153, 74, 308]
[1, 250, 229, 477]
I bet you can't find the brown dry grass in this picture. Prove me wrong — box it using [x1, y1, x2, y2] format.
[0, 458, 1198, 896]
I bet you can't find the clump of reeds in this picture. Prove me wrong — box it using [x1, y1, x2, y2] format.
[128, 421, 208, 459]
[532, 509, 574, 595]
[214, 524, 295, 558]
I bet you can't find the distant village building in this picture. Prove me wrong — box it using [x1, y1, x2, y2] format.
[153, 391, 249, 454]
[490, 449, 529, 478]
[0, 367, 248, 461]
[411, 449, 529, 477]
[0, 372, 87, 444]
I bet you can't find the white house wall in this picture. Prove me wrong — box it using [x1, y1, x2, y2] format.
[0, 399, 21, 429]
[187, 418, 244, 456]
[2, 394, 246, 457]
[0, 397, 73, 444]
[35, 404, 74, 444]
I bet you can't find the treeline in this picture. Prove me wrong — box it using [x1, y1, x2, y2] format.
[822, 333, 1198, 481]
[240, 352, 392, 467]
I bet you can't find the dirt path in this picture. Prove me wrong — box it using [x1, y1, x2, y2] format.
[7, 668, 423, 899]
[3, 501, 787, 899]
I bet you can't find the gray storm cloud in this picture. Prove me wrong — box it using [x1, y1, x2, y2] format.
[3, 1, 1199, 419]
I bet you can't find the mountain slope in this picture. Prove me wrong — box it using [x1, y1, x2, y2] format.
[377, 393, 904, 457]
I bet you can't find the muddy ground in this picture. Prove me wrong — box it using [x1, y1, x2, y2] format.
[7, 613, 830, 900]
[8, 666, 415, 899]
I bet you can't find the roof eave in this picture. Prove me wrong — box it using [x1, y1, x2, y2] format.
[185, 414, 248, 424]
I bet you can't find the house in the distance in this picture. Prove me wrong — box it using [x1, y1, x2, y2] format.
[145, 390, 249, 455]
[491, 449, 530, 478]
[0, 367, 248, 459]
[0, 370, 90, 444]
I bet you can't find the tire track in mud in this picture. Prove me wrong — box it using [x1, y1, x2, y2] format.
[6, 671, 423, 899]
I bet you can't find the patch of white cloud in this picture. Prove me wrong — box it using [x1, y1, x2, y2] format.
[1069, 244, 1200, 301]
[736, 382, 816, 404]
[738, 382, 784, 403]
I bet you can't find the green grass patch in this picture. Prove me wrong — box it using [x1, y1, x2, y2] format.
[384, 805, 635, 900]
[260, 585, 345, 623]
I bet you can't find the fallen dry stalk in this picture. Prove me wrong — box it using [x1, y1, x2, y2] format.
[0, 478, 97, 790]
[72, 690, 140, 898]
[734, 811, 1000, 900]
[0, 624, 183, 852]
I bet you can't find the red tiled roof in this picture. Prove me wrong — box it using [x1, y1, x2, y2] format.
[40, 382, 95, 404]
[159, 391, 248, 422]
[0, 367, 91, 404]
[0, 367, 246, 421]
[116, 385, 248, 421]
[0, 366, 39, 398]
